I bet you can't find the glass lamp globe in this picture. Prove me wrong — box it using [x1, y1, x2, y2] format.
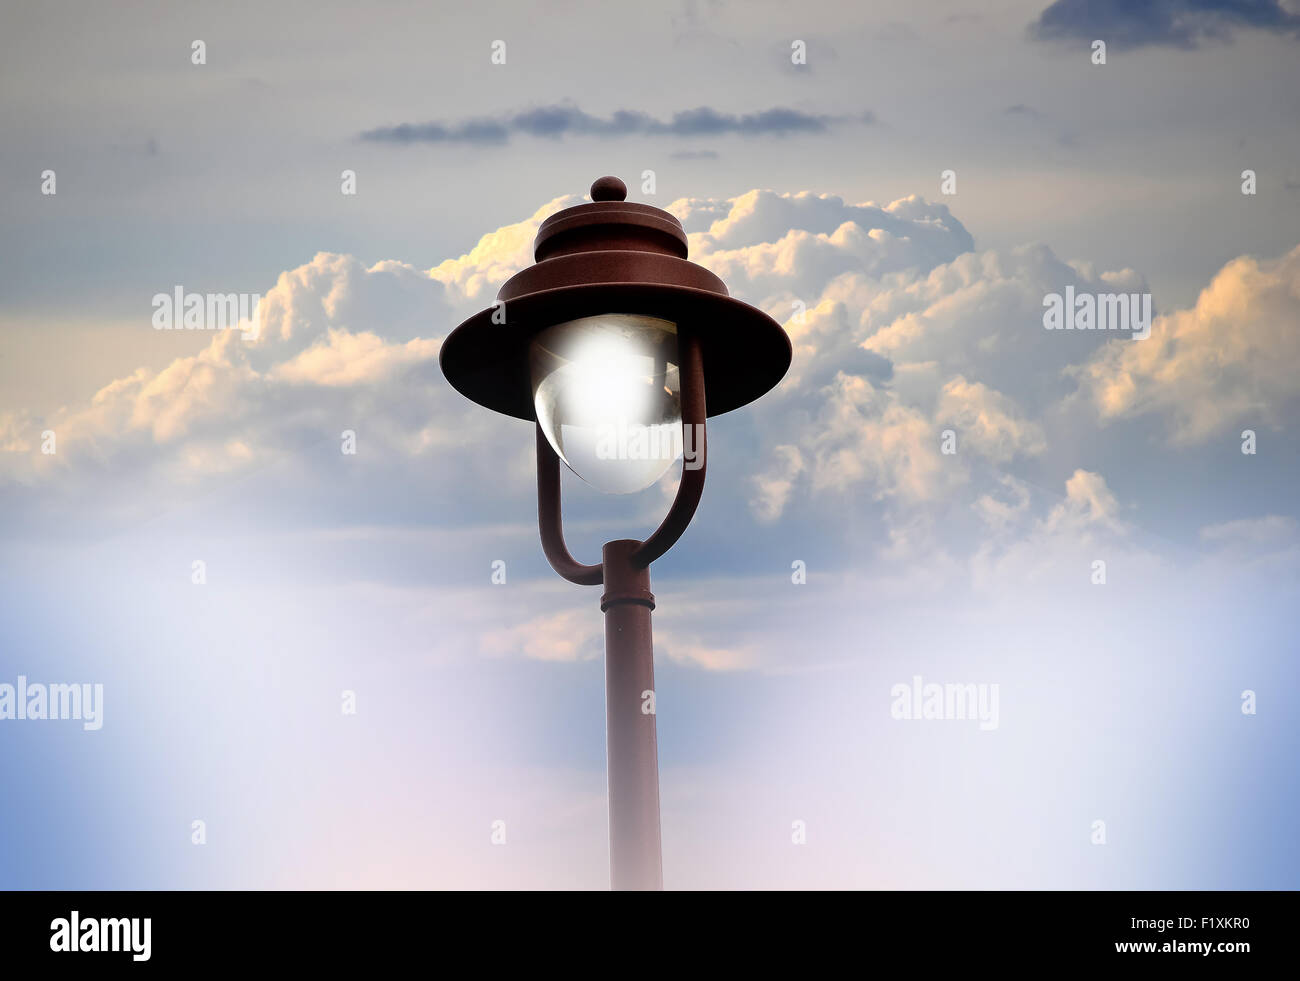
[530, 314, 683, 494]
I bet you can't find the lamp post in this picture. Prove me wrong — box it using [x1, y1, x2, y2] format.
[440, 176, 791, 890]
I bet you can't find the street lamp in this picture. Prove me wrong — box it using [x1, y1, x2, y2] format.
[440, 176, 791, 890]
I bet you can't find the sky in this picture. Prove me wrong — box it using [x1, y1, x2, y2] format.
[1, 0, 1298, 889]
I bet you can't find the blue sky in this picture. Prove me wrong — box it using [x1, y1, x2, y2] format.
[1, 0, 1298, 888]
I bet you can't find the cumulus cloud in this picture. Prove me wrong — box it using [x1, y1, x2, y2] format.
[1043, 468, 1125, 535]
[429, 196, 575, 305]
[0, 197, 593, 504]
[935, 377, 1046, 463]
[748, 370, 1038, 523]
[1030, 0, 1300, 50]
[967, 468, 1138, 595]
[1072, 245, 1300, 443]
[674, 189, 972, 266]
[0, 253, 453, 493]
[973, 475, 1033, 532]
[360, 105, 858, 145]
[3, 183, 1297, 606]
[271, 330, 440, 387]
[673, 190, 1137, 531]
[804, 373, 950, 504]
[859, 245, 1147, 413]
[0, 221, 555, 526]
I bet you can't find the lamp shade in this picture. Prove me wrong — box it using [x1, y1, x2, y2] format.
[439, 177, 792, 424]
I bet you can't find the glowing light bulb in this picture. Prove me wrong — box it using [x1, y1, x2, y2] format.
[531, 314, 682, 494]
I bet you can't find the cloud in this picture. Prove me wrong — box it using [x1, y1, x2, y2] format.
[1197, 514, 1300, 571]
[804, 373, 951, 504]
[270, 329, 440, 387]
[1029, 0, 1300, 50]
[658, 633, 755, 671]
[1072, 245, 1300, 443]
[0, 217, 555, 521]
[675, 189, 970, 258]
[429, 196, 575, 306]
[4, 184, 1298, 606]
[0, 198, 566, 510]
[751, 369, 1039, 523]
[1043, 468, 1125, 534]
[859, 246, 1146, 412]
[671, 190, 1137, 531]
[359, 104, 858, 145]
[749, 445, 804, 523]
[1200, 514, 1297, 545]
[973, 475, 1033, 532]
[670, 190, 975, 331]
[964, 468, 1142, 597]
[480, 608, 603, 662]
[935, 377, 1046, 463]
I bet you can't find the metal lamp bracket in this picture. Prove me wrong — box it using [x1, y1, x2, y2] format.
[535, 332, 708, 584]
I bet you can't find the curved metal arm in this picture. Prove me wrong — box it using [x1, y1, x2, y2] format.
[632, 331, 707, 568]
[535, 331, 707, 582]
[537, 421, 605, 585]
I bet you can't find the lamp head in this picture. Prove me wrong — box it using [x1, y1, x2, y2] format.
[439, 177, 791, 492]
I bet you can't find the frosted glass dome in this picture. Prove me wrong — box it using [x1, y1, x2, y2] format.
[530, 314, 682, 494]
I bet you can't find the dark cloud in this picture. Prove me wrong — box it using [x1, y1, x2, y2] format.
[359, 104, 855, 145]
[359, 119, 510, 145]
[1029, 0, 1300, 50]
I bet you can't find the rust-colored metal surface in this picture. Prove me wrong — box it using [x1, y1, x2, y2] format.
[535, 422, 604, 586]
[600, 539, 662, 891]
[439, 177, 791, 422]
[633, 331, 707, 568]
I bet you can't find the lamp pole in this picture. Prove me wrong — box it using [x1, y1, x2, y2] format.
[600, 538, 661, 890]
[535, 330, 706, 889]
[440, 177, 788, 891]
